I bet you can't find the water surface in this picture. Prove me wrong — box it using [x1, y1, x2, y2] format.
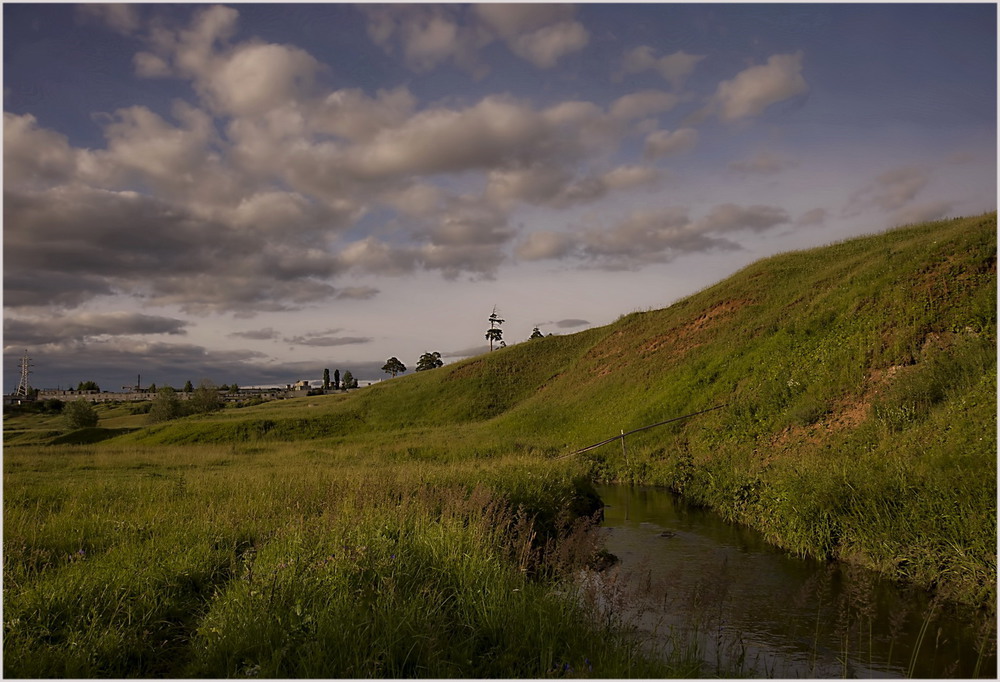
[593, 484, 995, 678]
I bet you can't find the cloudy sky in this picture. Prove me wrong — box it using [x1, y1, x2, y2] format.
[4, 3, 996, 391]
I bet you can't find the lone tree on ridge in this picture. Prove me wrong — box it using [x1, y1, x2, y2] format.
[416, 351, 444, 371]
[382, 357, 407, 378]
[486, 306, 504, 351]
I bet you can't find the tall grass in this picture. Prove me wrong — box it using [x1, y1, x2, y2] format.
[3, 445, 687, 678]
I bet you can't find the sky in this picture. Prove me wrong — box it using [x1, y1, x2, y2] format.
[3, 2, 997, 391]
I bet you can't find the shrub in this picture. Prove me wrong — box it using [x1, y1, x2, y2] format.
[63, 399, 98, 430]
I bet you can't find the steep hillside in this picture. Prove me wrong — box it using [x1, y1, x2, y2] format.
[119, 213, 996, 604]
[131, 212, 994, 451]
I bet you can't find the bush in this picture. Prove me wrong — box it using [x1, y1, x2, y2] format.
[63, 399, 98, 430]
[149, 388, 183, 423]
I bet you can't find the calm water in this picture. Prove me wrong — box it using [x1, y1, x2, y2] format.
[592, 484, 996, 678]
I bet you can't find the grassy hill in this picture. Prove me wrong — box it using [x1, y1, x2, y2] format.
[9, 213, 997, 606]
[4, 214, 995, 677]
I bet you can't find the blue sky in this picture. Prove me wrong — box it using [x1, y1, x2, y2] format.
[3, 3, 996, 391]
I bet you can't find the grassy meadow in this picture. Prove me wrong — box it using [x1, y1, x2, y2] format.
[4, 213, 996, 676]
[4, 444, 693, 677]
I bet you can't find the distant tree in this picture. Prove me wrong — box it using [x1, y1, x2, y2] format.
[334, 369, 341, 390]
[382, 357, 407, 378]
[77, 380, 100, 392]
[219, 384, 230, 392]
[190, 380, 223, 414]
[63, 398, 98, 430]
[231, 383, 239, 392]
[183, 380, 194, 393]
[415, 351, 444, 371]
[342, 370, 358, 389]
[148, 383, 157, 393]
[323, 368, 331, 390]
[529, 327, 544, 339]
[486, 306, 505, 351]
[149, 386, 182, 423]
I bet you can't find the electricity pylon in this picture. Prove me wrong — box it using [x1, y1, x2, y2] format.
[14, 349, 33, 399]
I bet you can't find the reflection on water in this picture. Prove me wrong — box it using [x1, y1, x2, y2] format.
[592, 484, 996, 678]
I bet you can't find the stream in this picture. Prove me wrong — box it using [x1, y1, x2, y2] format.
[591, 484, 996, 678]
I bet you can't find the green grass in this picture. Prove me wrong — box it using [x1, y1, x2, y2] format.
[4, 213, 995, 676]
[3, 446, 685, 677]
[84, 213, 994, 606]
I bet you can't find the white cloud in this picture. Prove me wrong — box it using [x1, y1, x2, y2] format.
[601, 165, 661, 191]
[208, 42, 322, 116]
[3, 113, 78, 188]
[77, 3, 141, 34]
[345, 96, 553, 179]
[473, 4, 574, 38]
[314, 87, 418, 142]
[507, 20, 589, 69]
[516, 230, 578, 261]
[609, 90, 680, 120]
[620, 46, 705, 89]
[366, 4, 587, 74]
[714, 52, 808, 122]
[643, 128, 699, 159]
[694, 203, 790, 234]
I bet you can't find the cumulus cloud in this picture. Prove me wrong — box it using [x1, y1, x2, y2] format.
[473, 4, 575, 38]
[643, 128, 699, 159]
[516, 231, 578, 261]
[365, 5, 472, 73]
[609, 90, 681, 120]
[713, 52, 808, 121]
[619, 46, 705, 89]
[77, 3, 141, 34]
[131, 5, 323, 117]
[4, 113, 79, 188]
[487, 163, 659, 210]
[8, 4, 805, 322]
[344, 96, 553, 179]
[366, 4, 587, 74]
[507, 20, 589, 69]
[2, 183, 343, 314]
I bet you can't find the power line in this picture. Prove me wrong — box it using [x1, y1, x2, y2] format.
[557, 404, 726, 460]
